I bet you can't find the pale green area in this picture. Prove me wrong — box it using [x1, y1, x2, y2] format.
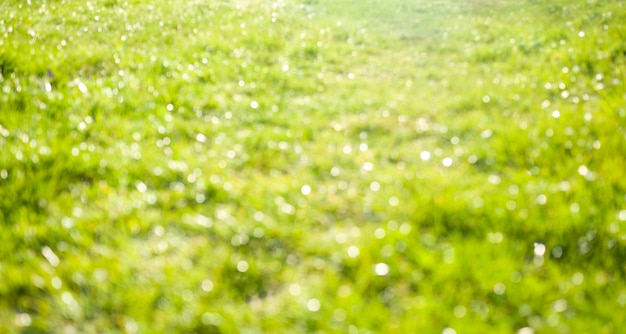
[1, 0, 625, 332]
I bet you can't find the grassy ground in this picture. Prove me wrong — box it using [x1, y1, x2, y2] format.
[1, 0, 625, 332]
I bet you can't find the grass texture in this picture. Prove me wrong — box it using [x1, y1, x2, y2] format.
[1, 0, 625, 332]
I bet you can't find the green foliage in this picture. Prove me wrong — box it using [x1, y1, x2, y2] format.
[1, 0, 625, 332]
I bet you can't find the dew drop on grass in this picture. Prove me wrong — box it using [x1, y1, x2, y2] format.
[51, 276, 62, 289]
[442, 327, 457, 334]
[61, 291, 77, 307]
[546, 314, 560, 328]
[453, 305, 467, 318]
[337, 284, 352, 298]
[280, 202, 295, 215]
[253, 211, 264, 222]
[487, 232, 503, 243]
[480, 129, 492, 139]
[42, 246, 60, 267]
[187, 173, 197, 183]
[125, 319, 138, 334]
[374, 263, 389, 276]
[553, 299, 567, 313]
[536, 194, 547, 205]
[369, 181, 380, 192]
[374, 228, 385, 239]
[289, 284, 301, 296]
[533, 242, 546, 256]
[307, 298, 321, 312]
[488, 175, 501, 185]
[196, 133, 207, 143]
[301, 184, 311, 195]
[572, 272, 584, 285]
[335, 233, 346, 244]
[361, 161, 373, 172]
[13, 312, 32, 327]
[506, 200, 516, 211]
[442, 157, 453, 167]
[136, 182, 147, 193]
[399, 223, 411, 235]
[201, 312, 223, 326]
[236, 260, 249, 273]
[579, 240, 591, 255]
[493, 283, 506, 295]
[347, 245, 360, 258]
[201, 279, 214, 292]
[592, 140, 601, 149]
[518, 327, 534, 334]
[420, 151, 431, 161]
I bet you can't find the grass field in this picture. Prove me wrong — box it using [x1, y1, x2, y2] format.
[1, 0, 625, 332]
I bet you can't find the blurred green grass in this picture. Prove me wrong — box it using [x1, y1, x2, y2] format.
[1, 0, 625, 332]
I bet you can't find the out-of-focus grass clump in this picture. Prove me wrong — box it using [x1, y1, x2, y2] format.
[1, 0, 625, 332]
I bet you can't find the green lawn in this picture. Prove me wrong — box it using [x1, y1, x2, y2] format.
[1, 0, 625, 332]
